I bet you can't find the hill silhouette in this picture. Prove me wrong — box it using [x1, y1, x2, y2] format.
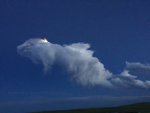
[31, 102, 150, 113]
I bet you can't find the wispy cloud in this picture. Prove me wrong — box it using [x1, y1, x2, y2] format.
[17, 38, 150, 89]
[112, 70, 150, 89]
[126, 61, 150, 75]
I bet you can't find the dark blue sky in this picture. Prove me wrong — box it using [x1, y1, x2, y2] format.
[1, 0, 150, 113]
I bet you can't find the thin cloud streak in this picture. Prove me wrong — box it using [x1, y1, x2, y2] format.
[126, 61, 150, 75]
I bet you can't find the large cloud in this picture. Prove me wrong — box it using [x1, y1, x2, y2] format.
[17, 38, 150, 89]
[17, 38, 113, 88]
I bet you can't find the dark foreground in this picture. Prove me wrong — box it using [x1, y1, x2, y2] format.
[31, 102, 150, 113]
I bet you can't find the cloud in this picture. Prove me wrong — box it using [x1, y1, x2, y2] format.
[17, 38, 113, 88]
[112, 70, 150, 89]
[17, 38, 150, 89]
[111, 62, 150, 89]
[125, 61, 150, 75]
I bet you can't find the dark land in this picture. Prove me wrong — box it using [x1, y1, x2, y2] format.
[31, 102, 150, 113]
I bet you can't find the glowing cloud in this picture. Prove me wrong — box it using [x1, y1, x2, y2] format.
[40, 38, 49, 43]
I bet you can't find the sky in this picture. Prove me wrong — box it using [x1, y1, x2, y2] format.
[1, 0, 150, 113]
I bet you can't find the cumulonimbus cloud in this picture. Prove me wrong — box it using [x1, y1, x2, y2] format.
[17, 38, 150, 89]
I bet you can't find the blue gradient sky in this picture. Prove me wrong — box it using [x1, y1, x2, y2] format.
[0, 0, 150, 113]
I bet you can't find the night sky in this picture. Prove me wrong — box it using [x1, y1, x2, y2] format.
[1, 0, 150, 113]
